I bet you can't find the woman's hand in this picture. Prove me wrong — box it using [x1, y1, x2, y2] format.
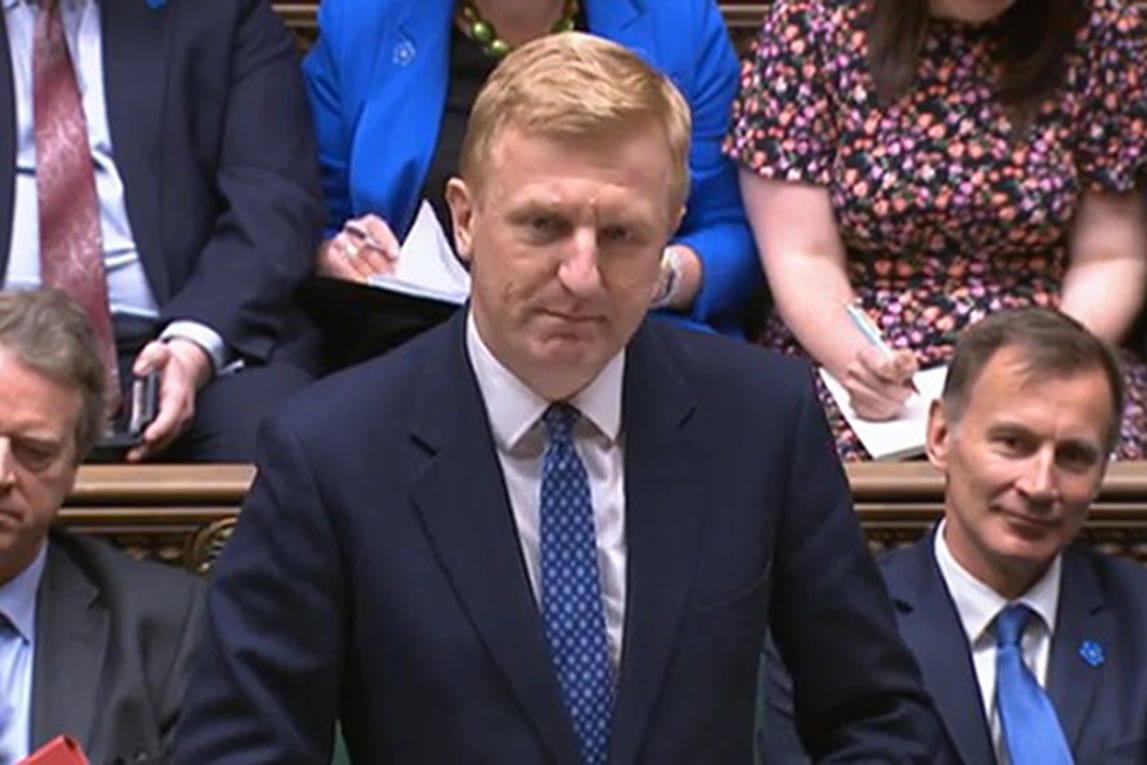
[842, 346, 918, 421]
[316, 214, 401, 283]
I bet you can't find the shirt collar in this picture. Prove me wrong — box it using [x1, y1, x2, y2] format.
[0, 541, 47, 644]
[934, 518, 1062, 646]
[465, 312, 624, 452]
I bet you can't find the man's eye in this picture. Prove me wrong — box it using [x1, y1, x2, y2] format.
[601, 225, 632, 244]
[13, 441, 56, 469]
[993, 434, 1025, 453]
[530, 217, 558, 235]
[1057, 445, 1100, 471]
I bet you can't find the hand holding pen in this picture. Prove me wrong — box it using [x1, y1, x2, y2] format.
[318, 213, 400, 283]
[841, 302, 920, 420]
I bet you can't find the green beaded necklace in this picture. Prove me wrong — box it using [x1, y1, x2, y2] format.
[456, 0, 580, 59]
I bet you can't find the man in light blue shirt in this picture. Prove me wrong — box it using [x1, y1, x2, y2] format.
[0, 288, 202, 763]
[0, 0, 323, 462]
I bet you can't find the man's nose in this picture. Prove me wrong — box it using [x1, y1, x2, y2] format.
[1016, 447, 1058, 505]
[0, 438, 14, 491]
[558, 229, 604, 297]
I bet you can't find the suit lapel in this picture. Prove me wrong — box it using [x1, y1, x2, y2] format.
[409, 313, 580, 763]
[607, 322, 703, 764]
[30, 541, 108, 753]
[1046, 547, 1108, 752]
[889, 534, 995, 765]
[100, 0, 169, 297]
[0, 15, 15, 274]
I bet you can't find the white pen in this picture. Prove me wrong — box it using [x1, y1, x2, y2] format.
[844, 302, 920, 395]
[345, 223, 394, 258]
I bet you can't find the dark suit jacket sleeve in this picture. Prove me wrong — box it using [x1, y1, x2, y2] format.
[757, 633, 812, 765]
[157, 577, 206, 759]
[766, 384, 949, 762]
[173, 417, 345, 765]
[160, 0, 323, 361]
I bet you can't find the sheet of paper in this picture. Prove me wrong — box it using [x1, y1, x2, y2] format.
[367, 200, 471, 305]
[819, 365, 949, 460]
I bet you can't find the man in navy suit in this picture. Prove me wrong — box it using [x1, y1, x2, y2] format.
[173, 33, 947, 763]
[0, 0, 323, 461]
[762, 307, 1147, 764]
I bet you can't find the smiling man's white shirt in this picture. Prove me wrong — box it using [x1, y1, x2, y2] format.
[465, 312, 627, 669]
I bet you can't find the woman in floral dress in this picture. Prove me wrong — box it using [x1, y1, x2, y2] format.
[726, 0, 1147, 460]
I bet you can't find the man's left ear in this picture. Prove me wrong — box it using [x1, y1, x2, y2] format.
[924, 399, 951, 470]
[445, 178, 475, 264]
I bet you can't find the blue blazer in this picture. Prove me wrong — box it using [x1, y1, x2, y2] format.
[761, 531, 1147, 764]
[0, 0, 324, 365]
[173, 312, 948, 763]
[302, 0, 762, 336]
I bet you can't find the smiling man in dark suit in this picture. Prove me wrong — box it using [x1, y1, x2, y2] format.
[0, 289, 202, 764]
[173, 33, 947, 764]
[0, 0, 322, 461]
[762, 307, 1147, 765]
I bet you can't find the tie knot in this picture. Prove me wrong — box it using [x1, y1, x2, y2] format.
[542, 403, 580, 444]
[996, 603, 1033, 648]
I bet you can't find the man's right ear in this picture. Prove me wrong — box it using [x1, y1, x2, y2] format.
[445, 178, 474, 263]
[924, 399, 951, 471]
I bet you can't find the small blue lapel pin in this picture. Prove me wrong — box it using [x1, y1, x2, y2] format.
[145, 0, 165, 9]
[1078, 640, 1105, 668]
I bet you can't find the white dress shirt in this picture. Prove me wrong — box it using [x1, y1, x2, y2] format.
[3, 0, 226, 372]
[933, 520, 1062, 765]
[0, 542, 47, 765]
[465, 314, 627, 669]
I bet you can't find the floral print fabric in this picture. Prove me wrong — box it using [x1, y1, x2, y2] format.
[726, 0, 1147, 460]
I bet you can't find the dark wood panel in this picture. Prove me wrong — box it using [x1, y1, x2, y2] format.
[56, 462, 1147, 574]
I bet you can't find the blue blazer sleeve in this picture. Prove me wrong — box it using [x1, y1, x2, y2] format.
[653, 0, 761, 337]
[303, 0, 353, 239]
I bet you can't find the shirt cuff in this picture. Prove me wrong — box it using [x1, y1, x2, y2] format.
[159, 320, 229, 377]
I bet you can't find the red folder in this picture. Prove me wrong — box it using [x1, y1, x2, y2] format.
[18, 736, 91, 765]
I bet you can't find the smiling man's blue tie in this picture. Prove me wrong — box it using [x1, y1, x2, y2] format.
[539, 403, 614, 765]
[995, 604, 1073, 764]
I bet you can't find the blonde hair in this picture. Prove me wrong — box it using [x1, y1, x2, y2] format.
[460, 32, 692, 208]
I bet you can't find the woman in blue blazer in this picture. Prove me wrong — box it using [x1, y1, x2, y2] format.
[303, 0, 761, 339]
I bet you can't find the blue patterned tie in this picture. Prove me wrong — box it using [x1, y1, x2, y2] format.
[539, 403, 614, 765]
[995, 604, 1073, 765]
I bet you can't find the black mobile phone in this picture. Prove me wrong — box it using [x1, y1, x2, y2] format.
[90, 371, 161, 457]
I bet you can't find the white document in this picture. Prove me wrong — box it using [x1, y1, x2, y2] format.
[367, 200, 471, 305]
[819, 365, 950, 461]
